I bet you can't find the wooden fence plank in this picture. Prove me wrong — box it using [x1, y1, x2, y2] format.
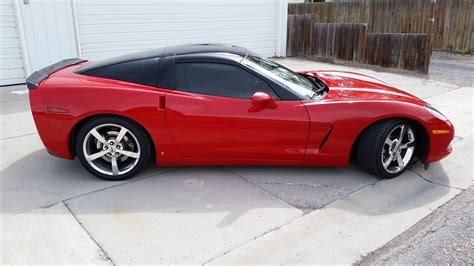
[288, 0, 474, 52]
[307, 23, 367, 62]
[364, 33, 430, 73]
[287, 15, 431, 73]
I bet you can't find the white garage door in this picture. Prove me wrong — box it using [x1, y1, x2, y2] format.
[0, 0, 25, 85]
[75, 0, 279, 60]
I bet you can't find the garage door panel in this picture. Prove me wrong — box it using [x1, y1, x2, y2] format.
[0, 16, 16, 24]
[0, 47, 22, 57]
[0, 68, 25, 81]
[1, 58, 23, 68]
[78, 13, 277, 24]
[83, 38, 277, 55]
[0, 38, 22, 49]
[0, 4, 14, 15]
[84, 46, 278, 63]
[0, 27, 21, 38]
[76, 7, 276, 16]
[76, 3, 276, 10]
[80, 26, 276, 40]
[76, 0, 278, 59]
[78, 0, 276, 5]
[79, 20, 277, 34]
[82, 34, 277, 50]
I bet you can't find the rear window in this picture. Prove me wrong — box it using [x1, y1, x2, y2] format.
[82, 59, 157, 87]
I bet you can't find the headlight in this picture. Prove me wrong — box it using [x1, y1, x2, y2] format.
[425, 104, 449, 121]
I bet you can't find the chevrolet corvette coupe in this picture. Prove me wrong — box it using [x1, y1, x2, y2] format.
[27, 44, 454, 181]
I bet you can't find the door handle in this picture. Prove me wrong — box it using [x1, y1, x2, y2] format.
[158, 96, 166, 110]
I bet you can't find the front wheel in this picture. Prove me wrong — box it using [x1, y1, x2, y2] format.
[357, 119, 416, 179]
[76, 116, 151, 181]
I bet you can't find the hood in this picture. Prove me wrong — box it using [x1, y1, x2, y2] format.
[302, 70, 425, 105]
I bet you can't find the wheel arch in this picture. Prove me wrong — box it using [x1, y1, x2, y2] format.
[350, 116, 430, 163]
[69, 114, 156, 159]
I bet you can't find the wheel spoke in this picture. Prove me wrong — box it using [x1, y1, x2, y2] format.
[380, 124, 415, 174]
[84, 123, 141, 177]
[86, 150, 108, 162]
[397, 125, 406, 142]
[383, 154, 394, 167]
[117, 150, 140, 159]
[111, 156, 119, 175]
[399, 141, 415, 149]
[397, 153, 405, 168]
[115, 127, 128, 143]
[90, 129, 107, 144]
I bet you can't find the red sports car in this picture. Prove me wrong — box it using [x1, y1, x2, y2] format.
[27, 44, 454, 181]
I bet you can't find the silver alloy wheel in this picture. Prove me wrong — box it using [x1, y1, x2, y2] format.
[82, 123, 141, 176]
[381, 124, 415, 174]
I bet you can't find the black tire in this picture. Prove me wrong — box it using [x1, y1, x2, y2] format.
[76, 116, 151, 181]
[357, 119, 416, 179]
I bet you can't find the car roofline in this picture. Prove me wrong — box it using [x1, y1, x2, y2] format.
[75, 44, 248, 74]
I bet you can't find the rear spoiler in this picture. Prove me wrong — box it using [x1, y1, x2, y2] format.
[26, 58, 86, 89]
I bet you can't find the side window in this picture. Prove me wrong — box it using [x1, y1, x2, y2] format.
[83, 59, 156, 87]
[175, 63, 278, 99]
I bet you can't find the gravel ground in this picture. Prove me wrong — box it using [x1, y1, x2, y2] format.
[359, 186, 474, 265]
[429, 51, 474, 86]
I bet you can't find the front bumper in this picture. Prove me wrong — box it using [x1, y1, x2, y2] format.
[425, 119, 455, 163]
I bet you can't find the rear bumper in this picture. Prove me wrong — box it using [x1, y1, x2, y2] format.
[29, 86, 75, 160]
[27, 59, 89, 160]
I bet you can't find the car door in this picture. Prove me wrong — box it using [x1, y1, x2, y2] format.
[165, 61, 310, 162]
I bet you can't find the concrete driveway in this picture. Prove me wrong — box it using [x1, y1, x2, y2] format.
[1, 58, 472, 264]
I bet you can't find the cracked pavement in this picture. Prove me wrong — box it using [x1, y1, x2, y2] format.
[1, 57, 472, 264]
[359, 186, 473, 264]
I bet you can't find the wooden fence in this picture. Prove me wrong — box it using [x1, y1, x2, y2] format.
[287, 19, 431, 73]
[364, 33, 431, 73]
[312, 23, 367, 62]
[289, 0, 473, 53]
[286, 14, 314, 57]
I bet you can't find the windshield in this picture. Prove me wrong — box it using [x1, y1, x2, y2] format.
[242, 55, 319, 99]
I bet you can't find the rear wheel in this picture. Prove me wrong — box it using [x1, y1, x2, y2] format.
[357, 119, 416, 179]
[76, 116, 151, 181]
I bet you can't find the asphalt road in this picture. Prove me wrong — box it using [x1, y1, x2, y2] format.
[429, 51, 474, 87]
[360, 186, 473, 264]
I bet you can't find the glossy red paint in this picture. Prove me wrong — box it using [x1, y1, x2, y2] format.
[164, 89, 309, 164]
[29, 64, 454, 168]
[251, 92, 278, 110]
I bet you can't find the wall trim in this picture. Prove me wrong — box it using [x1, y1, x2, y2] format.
[276, 0, 288, 57]
[12, 0, 31, 76]
[71, 0, 82, 58]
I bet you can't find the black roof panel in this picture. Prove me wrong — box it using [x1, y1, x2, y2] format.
[75, 44, 247, 74]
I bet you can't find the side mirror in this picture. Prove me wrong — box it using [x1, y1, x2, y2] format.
[251, 92, 277, 110]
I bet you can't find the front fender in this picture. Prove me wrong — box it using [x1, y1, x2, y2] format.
[301, 100, 436, 166]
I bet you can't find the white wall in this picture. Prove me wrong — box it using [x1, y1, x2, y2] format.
[17, 0, 78, 73]
[74, 0, 282, 60]
[0, 0, 290, 85]
[0, 0, 25, 85]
